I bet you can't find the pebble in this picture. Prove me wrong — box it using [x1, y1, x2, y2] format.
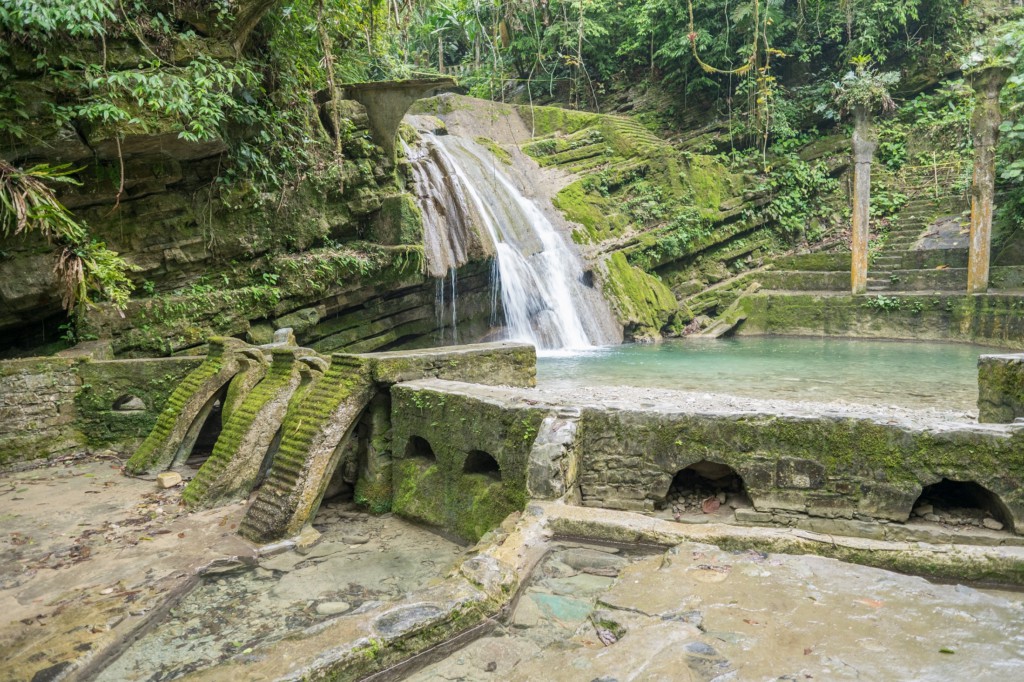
[315, 601, 351, 616]
[914, 503, 933, 516]
[983, 518, 1004, 531]
[924, 513, 940, 522]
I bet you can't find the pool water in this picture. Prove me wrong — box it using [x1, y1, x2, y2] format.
[538, 337, 1004, 412]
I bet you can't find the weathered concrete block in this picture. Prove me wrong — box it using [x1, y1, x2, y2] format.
[978, 353, 1024, 423]
[389, 380, 548, 542]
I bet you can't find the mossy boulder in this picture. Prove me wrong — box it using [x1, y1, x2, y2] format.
[600, 252, 682, 342]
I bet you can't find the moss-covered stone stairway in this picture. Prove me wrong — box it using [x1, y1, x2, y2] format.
[126, 336, 536, 543]
[866, 195, 969, 293]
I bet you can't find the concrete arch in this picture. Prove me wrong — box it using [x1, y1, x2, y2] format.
[240, 355, 377, 543]
[911, 478, 1016, 532]
[463, 449, 501, 480]
[182, 348, 317, 509]
[655, 459, 750, 511]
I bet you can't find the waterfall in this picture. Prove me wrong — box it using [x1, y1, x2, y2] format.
[407, 133, 620, 352]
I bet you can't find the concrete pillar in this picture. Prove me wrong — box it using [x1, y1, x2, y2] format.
[851, 104, 877, 295]
[967, 67, 1011, 294]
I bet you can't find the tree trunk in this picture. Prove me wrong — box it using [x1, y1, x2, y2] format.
[967, 66, 1011, 294]
[438, 35, 444, 73]
[850, 104, 877, 295]
[231, 0, 278, 56]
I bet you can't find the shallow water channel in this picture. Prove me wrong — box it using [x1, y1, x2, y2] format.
[95, 502, 465, 681]
[538, 337, 1001, 412]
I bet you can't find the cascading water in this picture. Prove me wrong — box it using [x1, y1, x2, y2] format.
[406, 133, 620, 352]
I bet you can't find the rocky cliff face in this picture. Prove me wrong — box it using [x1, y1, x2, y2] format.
[0, 5, 497, 357]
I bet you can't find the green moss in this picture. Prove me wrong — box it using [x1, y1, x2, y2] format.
[738, 293, 1024, 350]
[577, 404, 1024, 523]
[474, 136, 512, 165]
[390, 386, 545, 542]
[685, 154, 740, 217]
[551, 180, 626, 243]
[75, 357, 202, 451]
[125, 339, 237, 474]
[600, 251, 680, 341]
[367, 194, 424, 246]
[978, 356, 1024, 423]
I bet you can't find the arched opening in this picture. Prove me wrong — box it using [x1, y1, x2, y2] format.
[463, 450, 501, 481]
[112, 394, 145, 411]
[185, 397, 224, 468]
[405, 435, 437, 462]
[912, 479, 1013, 532]
[171, 384, 230, 470]
[662, 460, 748, 515]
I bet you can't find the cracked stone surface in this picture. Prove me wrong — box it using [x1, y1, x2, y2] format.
[408, 541, 1024, 682]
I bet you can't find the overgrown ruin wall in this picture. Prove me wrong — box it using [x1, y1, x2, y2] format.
[0, 355, 201, 468]
[737, 293, 1024, 349]
[390, 381, 1024, 538]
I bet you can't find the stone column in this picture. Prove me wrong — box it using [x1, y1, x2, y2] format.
[851, 104, 877, 295]
[968, 66, 1011, 294]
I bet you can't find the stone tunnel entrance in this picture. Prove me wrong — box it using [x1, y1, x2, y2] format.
[176, 385, 229, 470]
[661, 460, 749, 516]
[463, 450, 501, 481]
[911, 479, 1013, 532]
[407, 435, 437, 462]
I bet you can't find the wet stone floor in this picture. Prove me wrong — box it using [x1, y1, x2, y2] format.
[96, 501, 465, 682]
[409, 542, 1024, 682]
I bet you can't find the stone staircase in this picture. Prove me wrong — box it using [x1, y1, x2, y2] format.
[866, 194, 968, 293]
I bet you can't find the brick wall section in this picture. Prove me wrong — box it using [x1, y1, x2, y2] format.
[0, 358, 82, 466]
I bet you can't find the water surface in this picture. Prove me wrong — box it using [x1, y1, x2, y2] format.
[538, 337, 1004, 412]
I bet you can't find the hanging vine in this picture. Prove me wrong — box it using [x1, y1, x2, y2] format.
[318, 0, 345, 195]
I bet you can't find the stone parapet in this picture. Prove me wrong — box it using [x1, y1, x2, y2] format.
[978, 353, 1024, 424]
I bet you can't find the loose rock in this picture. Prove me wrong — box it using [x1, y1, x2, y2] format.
[156, 472, 182, 489]
[315, 601, 351, 616]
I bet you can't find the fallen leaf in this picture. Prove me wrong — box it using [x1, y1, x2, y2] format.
[702, 496, 721, 513]
[939, 647, 955, 655]
[935, 264, 949, 270]
[177, 532, 185, 538]
[855, 598, 884, 608]
[804, 647, 813, 655]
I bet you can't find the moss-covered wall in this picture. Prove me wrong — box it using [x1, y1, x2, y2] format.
[390, 384, 547, 542]
[75, 357, 204, 451]
[374, 379, 1024, 536]
[978, 354, 1024, 423]
[738, 293, 1024, 349]
[575, 407, 1024, 531]
[600, 252, 688, 341]
[0, 355, 201, 468]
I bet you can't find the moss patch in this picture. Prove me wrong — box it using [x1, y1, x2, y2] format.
[474, 136, 512, 165]
[76, 357, 202, 452]
[390, 385, 545, 542]
[600, 252, 683, 341]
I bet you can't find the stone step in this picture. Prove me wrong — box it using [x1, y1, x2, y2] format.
[865, 268, 968, 291]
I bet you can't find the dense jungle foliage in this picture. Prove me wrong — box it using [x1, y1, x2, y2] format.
[1, 0, 1023, 312]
